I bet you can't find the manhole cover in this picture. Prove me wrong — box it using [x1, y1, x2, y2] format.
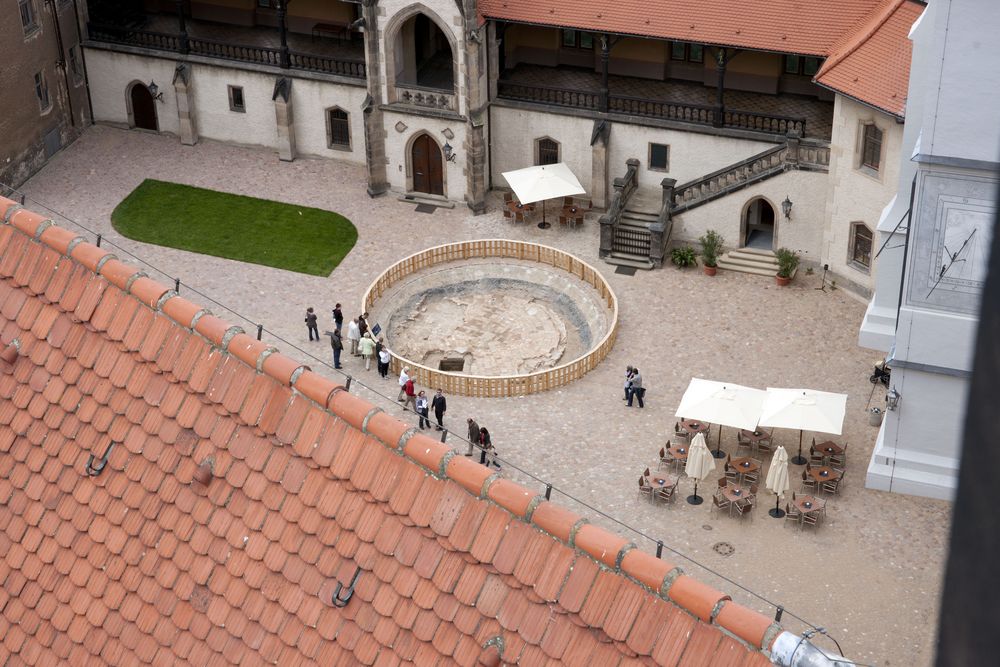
[702, 524, 713, 531]
[712, 542, 735, 557]
[415, 203, 437, 214]
[439, 357, 465, 372]
[614, 265, 637, 276]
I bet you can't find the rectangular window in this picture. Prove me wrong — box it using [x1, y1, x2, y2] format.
[671, 42, 687, 61]
[68, 46, 82, 81]
[850, 224, 874, 270]
[649, 143, 669, 171]
[328, 109, 350, 148]
[257, 0, 272, 8]
[228, 85, 245, 112]
[34, 71, 50, 111]
[784, 55, 800, 74]
[579, 32, 594, 50]
[688, 44, 704, 63]
[803, 57, 821, 76]
[562, 30, 577, 48]
[562, 30, 593, 50]
[19, 0, 38, 33]
[671, 42, 703, 63]
[861, 124, 883, 171]
[537, 138, 559, 165]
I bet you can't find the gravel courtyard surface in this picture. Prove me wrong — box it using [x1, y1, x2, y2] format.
[21, 126, 950, 666]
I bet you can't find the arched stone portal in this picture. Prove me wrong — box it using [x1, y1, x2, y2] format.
[741, 197, 777, 250]
[128, 82, 158, 131]
[410, 133, 444, 196]
[389, 10, 455, 91]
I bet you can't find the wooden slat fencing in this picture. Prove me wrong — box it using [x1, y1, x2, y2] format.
[362, 240, 618, 397]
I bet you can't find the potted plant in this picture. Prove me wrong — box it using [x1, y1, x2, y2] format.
[775, 247, 800, 286]
[670, 245, 698, 269]
[699, 230, 724, 276]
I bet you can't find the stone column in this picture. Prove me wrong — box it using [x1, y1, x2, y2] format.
[785, 129, 801, 165]
[599, 35, 610, 112]
[713, 48, 728, 128]
[462, 3, 489, 213]
[272, 77, 295, 161]
[172, 64, 198, 145]
[486, 22, 500, 101]
[590, 120, 610, 209]
[361, 0, 388, 196]
[648, 178, 676, 268]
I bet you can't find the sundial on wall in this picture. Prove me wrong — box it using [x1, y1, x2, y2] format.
[927, 200, 993, 296]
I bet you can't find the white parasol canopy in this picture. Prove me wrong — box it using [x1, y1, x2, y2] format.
[501, 163, 586, 205]
[758, 388, 848, 435]
[765, 446, 791, 496]
[675, 378, 767, 431]
[684, 433, 716, 481]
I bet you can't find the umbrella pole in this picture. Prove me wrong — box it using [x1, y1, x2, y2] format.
[712, 425, 725, 459]
[686, 479, 703, 505]
[791, 430, 807, 465]
[537, 199, 551, 230]
[769, 493, 786, 519]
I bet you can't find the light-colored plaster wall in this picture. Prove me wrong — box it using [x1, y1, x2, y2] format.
[823, 95, 904, 294]
[383, 110, 468, 200]
[290, 80, 367, 163]
[85, 49, 181, 136]
[670, 169, 830, 262]
[193, 67, 279, 149]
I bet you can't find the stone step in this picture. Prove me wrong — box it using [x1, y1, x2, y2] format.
[398, 193, 456, 209]
[715, 259, 777, 277]
[730, 247, 777, 259]
[722, 254, 779, 271]
[606, 253, 655, 270]
[622, 210, 659, 224]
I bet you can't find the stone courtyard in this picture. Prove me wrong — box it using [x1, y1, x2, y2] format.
[18, 126, 950, 666]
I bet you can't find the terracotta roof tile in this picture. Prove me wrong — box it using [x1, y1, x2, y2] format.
[0, 202, 786, 667]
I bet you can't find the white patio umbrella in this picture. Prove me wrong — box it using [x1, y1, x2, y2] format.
[684, 433, 716, 505]
[675, 378, 767, 459]
[758, 388, 848, 465]
[764, 446, 790, 518]
[502, 163, 585, 229]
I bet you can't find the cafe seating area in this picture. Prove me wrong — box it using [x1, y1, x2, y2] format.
[502, 192, 592, 228]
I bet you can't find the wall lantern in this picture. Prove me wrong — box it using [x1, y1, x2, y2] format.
[147, 80, 164, 102]
[886, 387, 901, 411]
[781, 195, 793, 220]
[443, 142, 457, 162]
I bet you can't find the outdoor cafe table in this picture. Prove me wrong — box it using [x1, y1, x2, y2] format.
[806, 466, 842, 485]
[644, 471, 678, 501]
[560, 205, 585, 228]
[506, 200, 535, 218]
[680, 419, 710, 435]
[740, 428, 772, 445]
[792, 494, 826, 519]
[722, 484, 750, 515]
[667, 445, 689, 464]
[730, 456, 760, 482]
[813, 440, 844, 463]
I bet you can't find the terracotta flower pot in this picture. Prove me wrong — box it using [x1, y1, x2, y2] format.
[775, 275, 791, 286]
[703, 266, 717, 277]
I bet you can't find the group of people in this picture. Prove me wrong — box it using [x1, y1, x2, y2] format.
[624, 365, 646, 408]
[306, 305, 499, 468]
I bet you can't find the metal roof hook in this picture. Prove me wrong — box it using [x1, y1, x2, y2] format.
[85, 441, 116, 477]
[331, 567, 362, 608]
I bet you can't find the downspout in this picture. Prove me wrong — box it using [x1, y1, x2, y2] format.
[770, 632, 857, 667]
[46, 0, 76, 128]
[70, 0, 94, 123]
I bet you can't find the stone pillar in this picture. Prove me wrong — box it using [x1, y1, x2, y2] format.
[462, 3, 489, 213]
[361, 0, 388, 196]
[713, 48, 728, 128]
[785, 130, 801, 165]
[660, 177, 676, 207]
[172, 64, 198, 145]
[486, 22, 500, 101]
[590, 120, 610, 209]
[175, 0, 189, 54]
[598, 212, 614, 258]
[272, 77, 295, 161]
[465, 113, 488, 213]
[599, 35, 610, 112]
[277, 0, 290, 68]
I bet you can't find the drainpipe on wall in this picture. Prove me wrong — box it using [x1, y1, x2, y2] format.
[770, 632, 856, 667]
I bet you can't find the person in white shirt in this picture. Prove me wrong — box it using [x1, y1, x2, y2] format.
[397, 367, 410, 402]
[347, 318, 361, 356]
[378, 345, 391, 379]
[415, 391, 430, 429]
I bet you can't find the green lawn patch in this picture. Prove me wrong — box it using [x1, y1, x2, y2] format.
[112, 179, 357, 276]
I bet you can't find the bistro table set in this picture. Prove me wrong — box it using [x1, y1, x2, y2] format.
[501, 162, 589, 229]
[637, 378, 850, 529]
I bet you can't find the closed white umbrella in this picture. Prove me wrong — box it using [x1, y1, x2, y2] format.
[684, 433, 716, 505]
[758, 388, 848, 465]
[502, 163, 586, 229]
[765, 446, 790, 518]
[675, 378, 767, 459]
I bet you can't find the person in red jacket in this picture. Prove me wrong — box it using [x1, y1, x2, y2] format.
[402, 377, 416, 412]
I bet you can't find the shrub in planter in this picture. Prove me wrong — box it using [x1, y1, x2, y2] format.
[671, 245, 698, 269]
[699, 230, 724, 276]
[775, 247, 800, 286]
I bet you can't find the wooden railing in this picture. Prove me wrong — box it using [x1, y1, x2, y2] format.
[361, 240, 618, 398]
[88, 23, 365, 79]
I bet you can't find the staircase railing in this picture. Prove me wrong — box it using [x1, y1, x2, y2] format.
[599, 159, 640, 258]
[648, 179, 676, 268]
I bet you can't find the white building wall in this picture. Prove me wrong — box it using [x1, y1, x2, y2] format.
[193, 67, 280, 149]
[489, 107, 595, 192]
[822, 95, 904, 296]
[290, 80, 367, 164]
[85, 49, 181, 136]
[383, 109, 468, 201]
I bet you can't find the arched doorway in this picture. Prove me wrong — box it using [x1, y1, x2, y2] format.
[742, 198, 776, 250]
[411, 134, 444, 196]
[129, 83, 158, 131]
[391, 11, 455, 91]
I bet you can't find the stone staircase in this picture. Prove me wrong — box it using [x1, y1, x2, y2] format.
[607, 210, 657, 270]
[716, 248, 782, 277]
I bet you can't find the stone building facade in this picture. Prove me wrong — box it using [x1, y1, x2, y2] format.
[0, 0, 92, 189]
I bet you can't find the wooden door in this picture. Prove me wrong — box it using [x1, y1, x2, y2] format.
[412, 134, 443, 196]
[130, 83, 158, 131]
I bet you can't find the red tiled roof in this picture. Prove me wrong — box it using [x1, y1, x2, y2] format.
[815, 0, 923, 117]
[0, 196, 783, 665]
[478, 0, 888, 57]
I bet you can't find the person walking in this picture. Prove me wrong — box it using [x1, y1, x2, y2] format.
[359, 333, 376, 371]
[330, 328, 343, 369]
[332, 303, 343, 331]
[402, 377, 416, 412]
[627, 368, 645, 408]
[479, 427, 499, 469]
[416, 391, 430, 430]
[431, 389, 447, 431]
[377, 340, 390, 379]
[358, 312, 369, 339]
[347, 318, 361, 356]
[466, 417, 479, 456]
[623, 365, 634, 402]
[397, 367, 410, 401]
[305, 307, 319, 341]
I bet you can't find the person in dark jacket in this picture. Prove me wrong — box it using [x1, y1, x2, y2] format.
[358, 312, 369, 338]
[466, 418, 479, 456]
[332, 303, 343, 330]
[627, 369, 645, 408]
[330, 328, 343, 369]
[305, 307, 319, 341]
[431, 389, 447, 431]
